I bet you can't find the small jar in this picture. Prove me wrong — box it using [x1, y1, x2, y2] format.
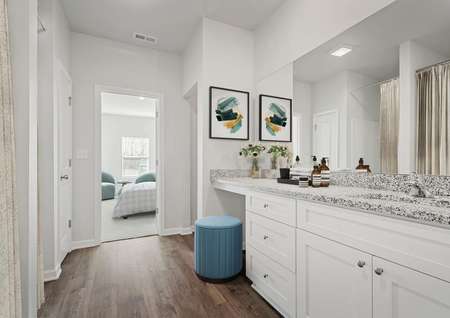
[298, 176, 309, 188]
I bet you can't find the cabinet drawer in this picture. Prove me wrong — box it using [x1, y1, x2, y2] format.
[246, 211, 295, 272]
[246, 246, 296, 318]
[246, 192, 296, 226]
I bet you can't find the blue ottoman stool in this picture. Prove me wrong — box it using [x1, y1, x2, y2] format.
[195, 215, 242, 282]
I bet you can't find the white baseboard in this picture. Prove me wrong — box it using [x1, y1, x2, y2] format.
[71, 239, 100, 251]
[160, 226, 193, 236]
[44, 265, 61, 282]
[180, 226, 193, 235]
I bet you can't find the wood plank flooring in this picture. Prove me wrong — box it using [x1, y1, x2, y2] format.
[38, 235, 280, 318]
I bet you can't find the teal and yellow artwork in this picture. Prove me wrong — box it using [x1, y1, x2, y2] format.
[259, 94, 292, 142]
[210, 86, 249, 140]
[215, 96, 243, 133]
[265, 102, 287, 136]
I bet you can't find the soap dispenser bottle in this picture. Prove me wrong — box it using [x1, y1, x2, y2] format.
[294, 155, 301, 168]
[319, 157, 330, 187]
[311, 156, 321, 188]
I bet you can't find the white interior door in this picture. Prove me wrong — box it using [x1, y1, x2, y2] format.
[298, 230, 372, 318]
[373, 257, 450, 318]
[57, 63, 72, 263]
[350, 118, 380, 172]
[313, 111, 338, 169]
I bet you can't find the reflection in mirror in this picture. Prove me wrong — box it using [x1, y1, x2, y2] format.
[292, 0, 450, 175]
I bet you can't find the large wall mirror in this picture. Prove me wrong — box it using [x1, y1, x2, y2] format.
[292, 0, 450, 175]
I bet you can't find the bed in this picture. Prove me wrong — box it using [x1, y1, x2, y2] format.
[113, 181, 156, 218]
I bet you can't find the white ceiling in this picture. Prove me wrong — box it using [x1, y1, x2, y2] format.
[294, 0, 450, 83]
[61, 0, 285, 52]
[101, 93, 156, 118]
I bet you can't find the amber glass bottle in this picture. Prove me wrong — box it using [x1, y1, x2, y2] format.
[319, 157, 330, 187]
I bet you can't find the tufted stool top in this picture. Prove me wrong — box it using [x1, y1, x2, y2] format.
[195, 215, 241, 229]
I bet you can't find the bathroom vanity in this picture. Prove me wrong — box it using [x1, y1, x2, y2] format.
[213, 176, 450, 318]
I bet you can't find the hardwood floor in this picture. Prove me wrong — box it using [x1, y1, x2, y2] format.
[38, 235, 280, 318]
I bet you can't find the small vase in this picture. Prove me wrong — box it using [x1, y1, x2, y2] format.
[269, 157, 279, 179]
[271, 157, 278, 170]
[251, 158, 261, 178]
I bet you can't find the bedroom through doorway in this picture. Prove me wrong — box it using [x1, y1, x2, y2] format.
[100, 91, 159, 242]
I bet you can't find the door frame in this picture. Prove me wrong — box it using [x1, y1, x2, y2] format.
[312, 109, 339, 169]
[93, 85, 165, 243]
[55, 60, 73, 263]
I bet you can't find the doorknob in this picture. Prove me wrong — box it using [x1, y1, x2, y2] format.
[60, 175, 69, 180]
[374, 268, 384, 276]
[357, 260, 366, 268]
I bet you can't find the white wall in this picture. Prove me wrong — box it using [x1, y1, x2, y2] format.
[8, 0, 39, 315]
[71, 32, 191, 242]
[398, 40, 447, 174]
[37, 0, 72, 280]
[293, 81, 312, 166]
[186, 88, 198, 225]
[310, 70, 381, 170]
[254, 0, 396, 81]
[347, 72, 381, 172]
[101, 114, 156, 180]
[182, 22, 203, 96]
[201, 18, 254, 222]
[311, 71, 348, 168]
[255, 63, 294, 168]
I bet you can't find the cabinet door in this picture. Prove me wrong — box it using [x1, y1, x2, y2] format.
[297, 230, 372, 318]
[373, 257, 450, 318]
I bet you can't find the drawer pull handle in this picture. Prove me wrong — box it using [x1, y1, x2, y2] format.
[263, 274, 269, 279]
[263, 235, 269, 240]
[357, 260, 366, 268]
[263, 203, 269, 208]
[374, 268, 384, 276]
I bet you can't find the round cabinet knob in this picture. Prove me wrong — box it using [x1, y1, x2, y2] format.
[263, 274, 269, 279]
[357, 260, 366, 268]
[374, 268, 384, 276]
[263, 235, 269, 240]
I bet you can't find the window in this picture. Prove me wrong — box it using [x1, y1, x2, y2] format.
[121, 137, 150, 177]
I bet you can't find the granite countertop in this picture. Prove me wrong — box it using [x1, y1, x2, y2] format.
[213, 177, 450, 229]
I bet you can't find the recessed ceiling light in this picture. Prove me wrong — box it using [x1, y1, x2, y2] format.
[139, 96, 145, 100]
[330, 46, 352, 57]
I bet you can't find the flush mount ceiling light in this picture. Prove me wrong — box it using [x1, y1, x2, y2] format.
[330, 46, 352, 57]
[139, 96, 145, 100]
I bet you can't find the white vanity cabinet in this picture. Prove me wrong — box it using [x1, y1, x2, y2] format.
[245, 193, 297, 317]
[241, 191, 450, 318]
[373, 257, 450, 318]
[297, 230, 372, 318]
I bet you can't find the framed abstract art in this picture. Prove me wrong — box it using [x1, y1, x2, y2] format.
[209, 86, 249, 140]
[259, 94, 292, 142]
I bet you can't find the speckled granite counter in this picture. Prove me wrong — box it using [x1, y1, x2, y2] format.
[213, 177, 450, 229]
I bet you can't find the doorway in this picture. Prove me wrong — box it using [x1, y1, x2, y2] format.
[312, 110, 338, 170]
[56, 62, 73, 262]
[94, 87, 164, 242]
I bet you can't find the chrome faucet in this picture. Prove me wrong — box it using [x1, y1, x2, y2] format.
[408, 172, 433, 198]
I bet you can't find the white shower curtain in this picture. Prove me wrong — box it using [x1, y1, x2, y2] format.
[416, 63, 450, 175]
[0, 0, 22, 316]
[379, 78, 399, 174]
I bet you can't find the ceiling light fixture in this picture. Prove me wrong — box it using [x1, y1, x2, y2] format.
[330, 46, 352, 57]
[139, 96, 145, 101]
